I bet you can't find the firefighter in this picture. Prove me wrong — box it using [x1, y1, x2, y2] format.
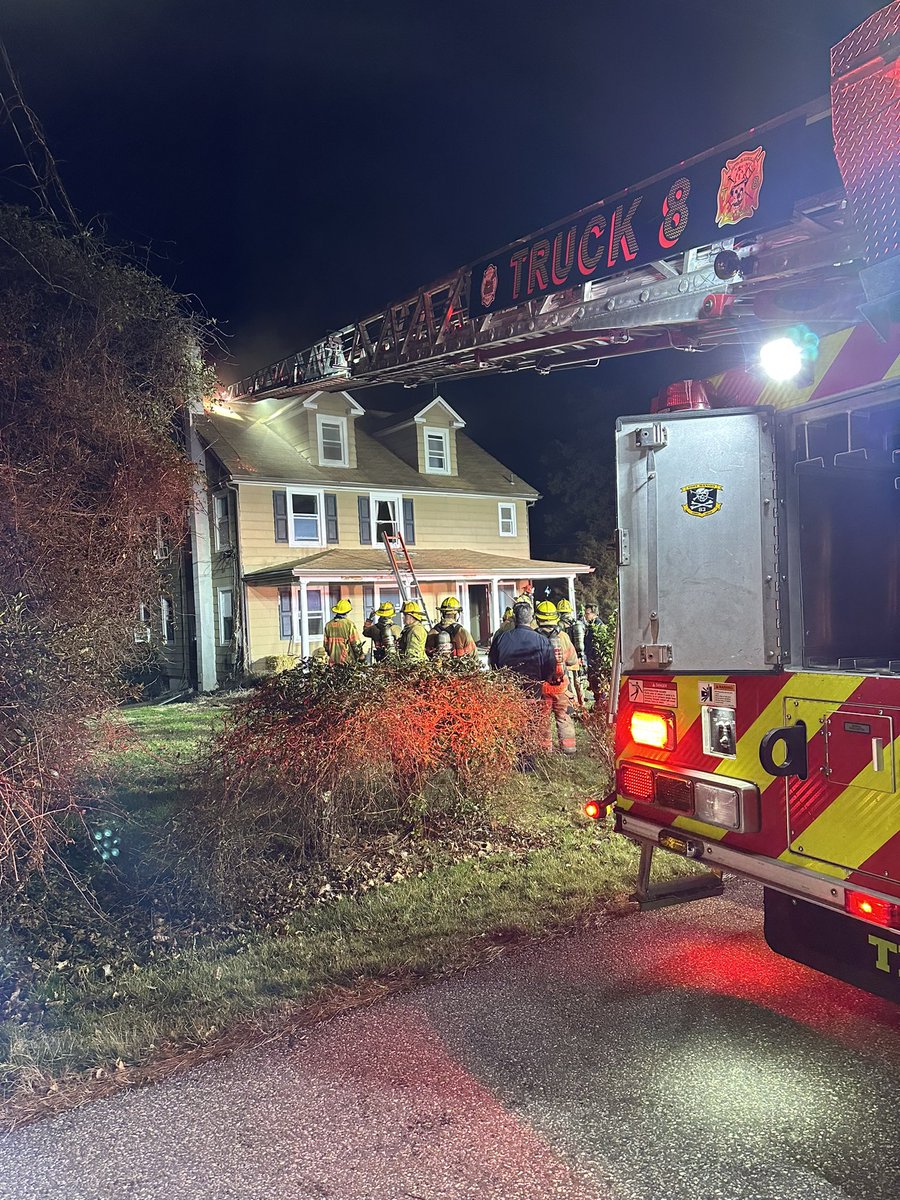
[535, 600, 579, 755]
[364, 601, 399, 662]
[488, 601, 554, 692]
[493, 606, 515, 637]
[556, 597, 586, 712]
[489, 600, 556, 772]
[425, 596, 477, 659]
[322, 598, 364, 665]
[398, 599, 428, 662]
[556, 598, 585, 661]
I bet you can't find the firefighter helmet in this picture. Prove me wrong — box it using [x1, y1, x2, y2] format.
[401, 600, 425, 619]
[439, 596, 462, 611]
[502, 606, 514, 621]
[556, 598, 573, 614]
[535, 600, 559, 625]
[375, 601, 395, 618]
[332, 598, 352, 615]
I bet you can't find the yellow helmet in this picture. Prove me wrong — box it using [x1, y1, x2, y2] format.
[401, 600, 425, 619]
[502, 606, 514, 620]
[535, 600, 559, 625]
[375, 601, 395, 618]
[556, 598, 573, 615]
[332, 598, 352, 615]
[440, 596, 461, 611]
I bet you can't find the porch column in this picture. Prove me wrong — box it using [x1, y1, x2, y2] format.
[298, 579, 309, 657]
[489, 579, 500, 631]
[568, 575, 576, 609]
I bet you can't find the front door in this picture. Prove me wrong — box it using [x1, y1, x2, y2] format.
[466, 584, 491, 644]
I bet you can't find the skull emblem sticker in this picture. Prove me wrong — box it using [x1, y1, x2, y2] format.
[681, 483, 723, 517]
[716, 146, 766, 228]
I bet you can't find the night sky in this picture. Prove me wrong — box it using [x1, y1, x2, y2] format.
[0, 1, 883, 515]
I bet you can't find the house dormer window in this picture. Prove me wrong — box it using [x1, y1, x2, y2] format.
[317, 414, 348, 467]
[424, 427, 450, 474]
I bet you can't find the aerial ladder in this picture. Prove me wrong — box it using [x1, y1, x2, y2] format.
[225, 2, 900, 406]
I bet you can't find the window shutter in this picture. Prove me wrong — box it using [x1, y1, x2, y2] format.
[324, 493, 339, 543]
[357, 495, 371, 545]
[278, 588, 293, 640]
[402, 498, 415, 545]
[273, 490, 288, 543]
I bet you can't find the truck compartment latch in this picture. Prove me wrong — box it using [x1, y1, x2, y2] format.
[640, 643, 673, 666]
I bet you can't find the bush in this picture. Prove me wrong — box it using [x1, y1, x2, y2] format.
[0, 207, 209, 892]
[182, 659, 545, 898]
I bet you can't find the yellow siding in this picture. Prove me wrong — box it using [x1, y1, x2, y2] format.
[246, 584, 297, 671]
[237, 485, 531, 571]
[405, 494, 530, 555]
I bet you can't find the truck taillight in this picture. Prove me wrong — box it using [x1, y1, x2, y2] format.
[845, 890, 900, 930]
[629, 709, 675, 750]
[655, 773, 693, 812]
[693, 781, 742, 830]
[617, 762, 655, 801]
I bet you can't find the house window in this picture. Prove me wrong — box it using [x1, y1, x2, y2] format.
[499, 503, 517, 537]
[218, 589, 234, 644]
[154, 516, 171, 561]
[278, 588, 294, 640]
[423, 427, 450, 474]
[317, 414, 348, 467]
[160, 596, 175, 645]
[289, 490, 323, 544]
[134, 602, 151, 644]
[306, 587, 325, 638]
[368, 493, 403, 545]
[213, 492, 231, 550]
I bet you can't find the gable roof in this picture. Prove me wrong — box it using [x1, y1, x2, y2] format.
[377, 395, 466, 435]
[197, 393, 538, 498]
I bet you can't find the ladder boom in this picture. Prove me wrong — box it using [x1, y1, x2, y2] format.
[226, 4, 900, 402]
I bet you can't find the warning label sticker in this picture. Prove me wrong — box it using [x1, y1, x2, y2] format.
[628, 679, 678, 708]
[698, 681, 737, 708]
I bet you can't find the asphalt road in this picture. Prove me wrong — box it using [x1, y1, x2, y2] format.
[1, 881, 898, 1200]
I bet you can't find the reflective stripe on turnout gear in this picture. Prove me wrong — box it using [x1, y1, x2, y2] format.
[323, 618, 363, 665]
[398, 620, 428, 662]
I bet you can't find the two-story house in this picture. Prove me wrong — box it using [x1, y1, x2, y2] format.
[161, 389, 590, 689]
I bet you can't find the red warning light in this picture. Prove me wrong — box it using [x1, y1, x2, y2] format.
[845, 889, 900, 929]
[583, 799, 601, 820]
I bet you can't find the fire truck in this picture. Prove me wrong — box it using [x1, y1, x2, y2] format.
[224, 6, 900, 999]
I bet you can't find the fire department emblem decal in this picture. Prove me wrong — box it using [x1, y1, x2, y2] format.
[480, 263, 498, 309]
[715, 146, 765, 228]
[681, 483, 723, 517]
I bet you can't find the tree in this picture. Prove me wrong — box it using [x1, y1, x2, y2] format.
[538, 425, 618, 618]
[0, 206, 210, 889]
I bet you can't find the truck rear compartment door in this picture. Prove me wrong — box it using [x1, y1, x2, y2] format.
[785, 696, 900, 883]
[616, 408, 780, 674]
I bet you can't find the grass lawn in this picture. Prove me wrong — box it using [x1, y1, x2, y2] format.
[0, 695, 679, 1124]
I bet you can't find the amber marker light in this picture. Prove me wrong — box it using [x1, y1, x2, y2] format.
[629, 709, 675, 750]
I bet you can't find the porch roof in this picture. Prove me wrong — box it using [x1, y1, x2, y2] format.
[244, 547, 592, 587]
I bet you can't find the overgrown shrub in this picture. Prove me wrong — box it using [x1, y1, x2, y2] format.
[0, 207, 210, 891]
[183, 659, 544, 898]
